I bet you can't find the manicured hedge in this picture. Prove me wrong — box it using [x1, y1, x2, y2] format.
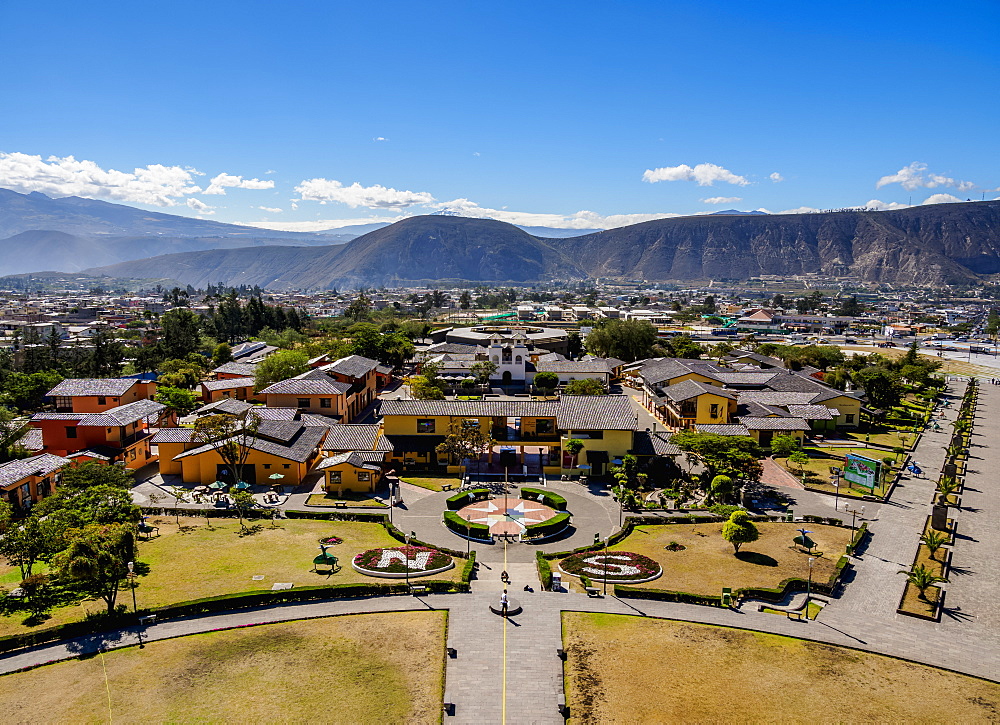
[615, 585, 723, 606]
[520, 487, 568, 511]
[525, 512, 570, 538]
[445, 488, 490, 510]
[460, 551, 477, 584]
[443, 510, 490, 538]
[535, 551, 552, 590]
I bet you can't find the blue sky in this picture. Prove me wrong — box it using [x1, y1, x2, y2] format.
[0, 0, 997, 230]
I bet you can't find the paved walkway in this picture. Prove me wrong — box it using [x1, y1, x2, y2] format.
[760, 455, 804, 489]
[8, 383, 999, 721]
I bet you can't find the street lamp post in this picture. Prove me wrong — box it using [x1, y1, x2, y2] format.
[404, 534, 411, 590]
[805, 557, 814, 619]
[846, 504, 865, 531]
[127, 561, 137, 615]
[832, 475, 840, 511]
[603, 537, 609, 597]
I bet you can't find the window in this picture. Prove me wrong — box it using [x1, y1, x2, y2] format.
[320, 398, 332, 408]
[462, 419, 480, 429]
[416, 418, 436, 434]
[98, 396, 106, 405]
[845, 414, 855, 424]
[515, 356, 522, 364]
[328, 471, 342, 484]
[357, 471, 371, 482]
[282, 464, 290, 469]
[536, 418, 554, 434]
[263, 464, 271, 469]
[710, 403, 720, 419]
[297, 398, 310, 408]
[576, 430, 603, 439]
[65, 426, 77, 439]
[54, 396, 72, 411]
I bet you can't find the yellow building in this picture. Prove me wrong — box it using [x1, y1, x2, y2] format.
[200, 377, 257, 404]
[655, 380, 737, 430]
[151, 428, 199, 476]
[171, 420, 327, 485]
[317, 451, 386, 495]
[378, 395, 638, 477]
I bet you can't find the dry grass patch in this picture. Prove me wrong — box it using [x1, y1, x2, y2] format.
[899, 582, 942, 619]
[605, 522, 849, 595]
[0, 516, 460, 639]
[0, 611, 446, 723]
[400, 475, 462, 492]
[562, 612, 1000, 723]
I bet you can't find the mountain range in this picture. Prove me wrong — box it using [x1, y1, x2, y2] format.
[2, 187, 999, 288]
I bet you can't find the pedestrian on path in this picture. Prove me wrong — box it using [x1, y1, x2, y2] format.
[501, 569, 510, 585]
[500, 590, 508, 617]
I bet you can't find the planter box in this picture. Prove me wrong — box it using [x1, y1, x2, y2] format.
[897, 582, 944, 621]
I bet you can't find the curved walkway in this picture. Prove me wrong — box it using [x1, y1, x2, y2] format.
[10, 384, 998, 722]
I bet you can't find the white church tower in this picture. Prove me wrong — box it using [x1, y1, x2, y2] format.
[488, 332, 528, 385]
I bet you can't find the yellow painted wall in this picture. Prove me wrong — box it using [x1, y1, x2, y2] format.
[324, 464, 381, 494]
[177, 447, 314, 485]
[381, 414, 491, 436]
[823, 395, 862, 427]
[694, 392, 736, 425]
[264, 393, 345, 417]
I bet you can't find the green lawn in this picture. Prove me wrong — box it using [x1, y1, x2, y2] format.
[306, 492, 387, 508]
[0, 612, 446, 723]
[400, 475, 462, 492]
[841, 426, 919, 450]
[0, 516, 461, 639]
[776, 447, 898, 498]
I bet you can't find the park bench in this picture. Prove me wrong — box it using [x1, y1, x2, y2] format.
[443, 690, 455, 716]
[333, 500, 348, 508]
[409, 585, 428, 595]
[138, 614, 157, 626]
[786, 610, 805, 620]
[585, 586, 602, 598]
[551, 571, 562, 590]
[558, 694, 569, 717]
[441, 483, 453, 491]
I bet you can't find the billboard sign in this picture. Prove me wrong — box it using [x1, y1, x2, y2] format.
[844, 454, 880, 489]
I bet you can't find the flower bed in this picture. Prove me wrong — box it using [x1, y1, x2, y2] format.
[319, 536, 343, 545]
[558, 550, 661, 584]
[352, 546, 455, 579]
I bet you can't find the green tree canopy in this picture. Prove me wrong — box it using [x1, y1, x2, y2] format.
[584, 319, 657, 362]
[564, 378, 606, 395]
[253, 350, 310, 390]
[54, 523, 137, 614]
[722, 510, 759, 553]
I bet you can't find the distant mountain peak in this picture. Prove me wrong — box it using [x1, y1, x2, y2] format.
[709, 209, 769, 216]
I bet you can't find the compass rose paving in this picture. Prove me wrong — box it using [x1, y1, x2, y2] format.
[457, 497, 557, 536]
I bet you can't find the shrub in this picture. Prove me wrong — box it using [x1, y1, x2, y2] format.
[443, 510, 490, 538]
[524, 512, 571, 539]
[535, 551, 552, 590]
[445, 488, 489, 510]
[519, 487, 568, 510]
[722, 510, 759, 553]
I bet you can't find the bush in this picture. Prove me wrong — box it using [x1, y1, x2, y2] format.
[535, 551, 552, 590]
[446, 488, 490, 510]
[524, 512, 571, 539]
[520, 487, 568, 511]
[443, 510, 490, 538]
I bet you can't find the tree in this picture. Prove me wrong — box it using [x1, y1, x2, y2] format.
[254, 350, 310, 390]
[533, 371, 559, 393]
[54, 523, 137, 614]
[59, 461, 134, 490]
[584, 319, 657, 362]
[854, 367, 904, 410]
[921, 531, 948, 562]
[435, 421, 496, 467]
[160, 308, 203, 359]
[0, 407, 29, 463]
[769, 434, 799, 458]
[410, 375, 446, 400]
[0, 371, 64, 411]
[709, 474, 734, 504]
[213, 342, 234, 367]
[788, 451, 810, 482]
[231, 490, 257, 533]
[155, 386, 199, 417]
[0, 510, 52, 580]
[898, 563, 947, 601]
[344, 293, 372, 321]
[564, 378, 606, 395]
[193, 414, 261, 485]
[469, 360, 498, 386]
[671, 431, 763, 486]
[658, 335, 704, 360]
[566, 331, 584, 360]
[459, 291, 472, 309]
[837, 296, 863, 316]
[722, 510, 759, 553]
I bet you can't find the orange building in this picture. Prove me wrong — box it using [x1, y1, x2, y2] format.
[0, 453, 70, 510]
[47, 378, 156, 413]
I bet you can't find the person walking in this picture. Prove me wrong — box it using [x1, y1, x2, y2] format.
[500, 589, 509, 617]
[501, 569, 510, 585]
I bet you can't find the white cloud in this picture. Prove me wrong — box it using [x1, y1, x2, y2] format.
[876, 162, 974, 192]
[238, 216, 406, 232]
[256, 206, 283, 213]
[203, 172, 274, 195]
[776, 206, 822, 214]
[860, 198, 910, 211]
[0, 151, 204, 206]
[186, 198, 215, 215]
[642, 163, 749, 186]
[922, 193, 964, 205]
[431, 199, 682, 230]
[701, 196, 742, 205]
[769, 172, 784, 183]
[373, 136, 388, 142]
[294, 178, 436, 209]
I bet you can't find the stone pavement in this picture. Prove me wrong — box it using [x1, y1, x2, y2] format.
[759, 455, 804, 489]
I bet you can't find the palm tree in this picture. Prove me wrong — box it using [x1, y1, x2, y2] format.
[920, 531, 948, 561]
[898, 564, 947, 601]
[937, 476, 960, 503]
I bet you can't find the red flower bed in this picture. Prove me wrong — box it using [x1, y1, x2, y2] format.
[559, 550, 661, 582]
[319, 536, 343, 545]
[353, 546, 452, 573]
